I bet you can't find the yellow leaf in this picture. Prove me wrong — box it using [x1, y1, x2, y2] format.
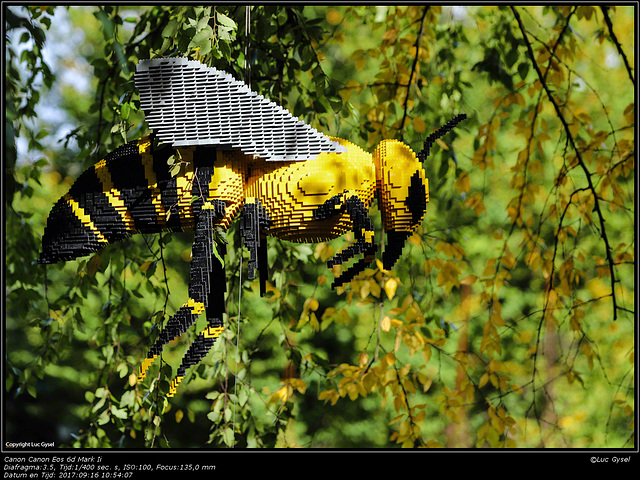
[435, 138, 449, 151]
[358, 351, 369, 367]
[369, 279, 381, 298]
[454, 171, 470, 194]
[384, 278, 398, 300]
[326, 8, 342, 25]
[413, 117, 426, 133]
[422, 344, 432, 364]
[175, 409, 184, 423]
[461, 274, 477, 285]
[304, 297, 319, 311]
[360, 281, 370, 299]
[381, 315, 391, 332]
[314, 243, 334, 262]
[408, 232, 421, 246]
[308, 313, 320, 331]
[139, 260, 152, 272]
[382, 28, 397, 42]
[265, 282, 280, 299]
[383, 352, 396, 366]
[515, 330, 533, 343]
[120, 267, 133, 281]
[623, 102, 634, 123]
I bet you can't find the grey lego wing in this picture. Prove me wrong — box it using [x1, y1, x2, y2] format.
[134, 58, 346, 161]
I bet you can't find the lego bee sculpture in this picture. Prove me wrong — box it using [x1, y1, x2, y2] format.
[39, 58, 466, 396]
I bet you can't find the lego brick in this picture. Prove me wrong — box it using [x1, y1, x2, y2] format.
[135, 58, 346, 162]
[39, 59, 468, 397]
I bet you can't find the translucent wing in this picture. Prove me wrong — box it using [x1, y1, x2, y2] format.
[135, 58, 346, 161]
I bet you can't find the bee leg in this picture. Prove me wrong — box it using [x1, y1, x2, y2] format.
[167, 199, 231, 397]
[166, 208, 227, 397]
[312, 193, 352, 266]
[167, 203, 228, 396]
[331, 195, 377, 288]
[312, 193, 345, 222]
[332, 257, 370, 288]
[137, 199, 226, 383]
[137, 302, 203, 382]
[311, 193, 376, 286]
[240, 198, 271, 296]
[167, 322, 225, 397]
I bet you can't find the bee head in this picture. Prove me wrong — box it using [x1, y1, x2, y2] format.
[374, 140, 429, 270]
[374, 114, 467, 270]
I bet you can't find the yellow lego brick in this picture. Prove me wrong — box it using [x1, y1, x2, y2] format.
[203, 326, 224, 338]
[138, 355, 158, 381]
[374, 139, 429, 234]
[94, 160, 137, 232]
[242, 137, 376, 243]
[167, 376, 184, 397]
[185, 298, 205, 315]
[139, 147, 168, 229]
[365, 230, 374, 244]
[64, 193, 109, 244]
[137, 136, 152, 155]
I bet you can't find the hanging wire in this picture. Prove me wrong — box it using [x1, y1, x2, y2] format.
[233, 5, 251, 448]
[233, 241, 242, 448]
[244, 6, 251, 88]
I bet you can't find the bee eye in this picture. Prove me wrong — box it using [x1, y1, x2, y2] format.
[406, 170, 428, 226]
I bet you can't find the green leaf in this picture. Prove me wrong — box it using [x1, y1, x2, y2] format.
[190, 25, 213, 49]
[97, 411, 110, 425]
[216, 11, 236, 29]
[223, 427, 234, 446]
[111, 406, 128, 419]
[121, 102, 130, 120]
[218, 26, 233, 42]
[94, 9, 114, 39]
[113, 41, 129, 75]
[517, 61, 529, 80]
[207, 410, 220, 423]
[120, 390, 136, 408]
[199, 40, 212, 57]
[196, 15, 210, 32]
[162, 18, 179, 38]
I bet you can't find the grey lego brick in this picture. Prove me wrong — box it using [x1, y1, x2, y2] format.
[135, 58, 346, 161]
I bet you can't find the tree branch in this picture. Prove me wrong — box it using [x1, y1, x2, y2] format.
[511, 6, 619, 321]
[399, 6, 429, 138]
[600, 6, 635, 87]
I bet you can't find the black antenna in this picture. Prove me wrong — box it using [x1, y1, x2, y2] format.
[417, 113, 467, 162]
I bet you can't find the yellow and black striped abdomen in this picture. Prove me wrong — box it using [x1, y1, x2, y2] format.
[39, 136, 201, 264]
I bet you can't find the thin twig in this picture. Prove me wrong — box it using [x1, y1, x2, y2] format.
[600, 6, 635, 87]
[511, 6, 619, 321]
[399, 6, 429, 137]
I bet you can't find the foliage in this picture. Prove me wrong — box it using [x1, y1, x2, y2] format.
[5, 5, 635, 449]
